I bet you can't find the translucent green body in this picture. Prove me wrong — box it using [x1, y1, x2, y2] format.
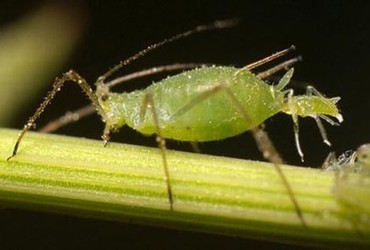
[101, 67, 282, 141]
[98, 66, 341, 142]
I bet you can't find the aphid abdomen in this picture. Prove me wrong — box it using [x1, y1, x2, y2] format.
[128, 66, 283, 141]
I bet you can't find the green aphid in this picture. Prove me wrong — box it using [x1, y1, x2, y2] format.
[100, 65, 341, 155]
[8, 20, 342, 226]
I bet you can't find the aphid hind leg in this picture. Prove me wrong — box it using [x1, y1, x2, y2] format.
[141, 92, 174, 210]
[170, 83, 307, 226]
[8, 70, 105, 160]
[221, 84, 307, 227]
[248, 125, 306, 226]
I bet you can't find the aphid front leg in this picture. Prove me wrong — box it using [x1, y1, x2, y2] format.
[102, 123, 111, 146]
[8, 70, 105, 160]
[141, 92, 174, 210]
[285, 88, 305, 162]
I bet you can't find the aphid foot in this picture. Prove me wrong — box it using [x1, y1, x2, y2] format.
[101, 136, 109, 147]
[6, 154, 15, 161]
[324, 140, 331, 146]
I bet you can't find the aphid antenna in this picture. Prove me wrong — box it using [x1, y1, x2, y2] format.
[97, 19, 239, 84]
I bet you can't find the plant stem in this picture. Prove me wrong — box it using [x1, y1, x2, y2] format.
[0, 128, 369, 248]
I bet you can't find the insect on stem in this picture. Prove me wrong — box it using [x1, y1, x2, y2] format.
[9, 19, 343, 230]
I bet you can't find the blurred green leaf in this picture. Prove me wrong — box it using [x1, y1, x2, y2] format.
[0, 3, 85, 125]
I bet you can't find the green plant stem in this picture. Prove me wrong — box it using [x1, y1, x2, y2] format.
[0, 128, 368, 248]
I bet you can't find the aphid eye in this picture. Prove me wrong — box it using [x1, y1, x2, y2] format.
[101, 94, 109, 101]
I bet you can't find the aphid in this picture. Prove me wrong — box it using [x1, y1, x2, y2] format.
[7, 20, 343, 226]
[324, 144, 370, 228]
[323, 144, 370, 174]
[322, 149, 357, 172]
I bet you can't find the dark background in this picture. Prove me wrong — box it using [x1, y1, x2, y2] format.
[1, 0, 370, 249]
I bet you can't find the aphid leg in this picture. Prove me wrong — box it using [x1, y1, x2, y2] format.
[7, 70, 105, 161]
[102, 123, 111, 146]
[313, 117, 331, 146]
[249, 125, 306, 227]
[285, 88, 305, 161]
[292, 116, 304, 162]
[250, 125, 283, 163]
[141, 92, 174, 210]
[40, 105, 95, 133]
[189, 141, 201, 153]
[170, 83, 307, 226]
[321, 152, 338, 171]
[39, 63, 205, 134]
[221, 85, 307, 227]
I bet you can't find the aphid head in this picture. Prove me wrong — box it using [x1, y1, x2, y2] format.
[287, 95, 343, 122]
[282, 87, 343, 162]
[96, 84, 127, 131]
